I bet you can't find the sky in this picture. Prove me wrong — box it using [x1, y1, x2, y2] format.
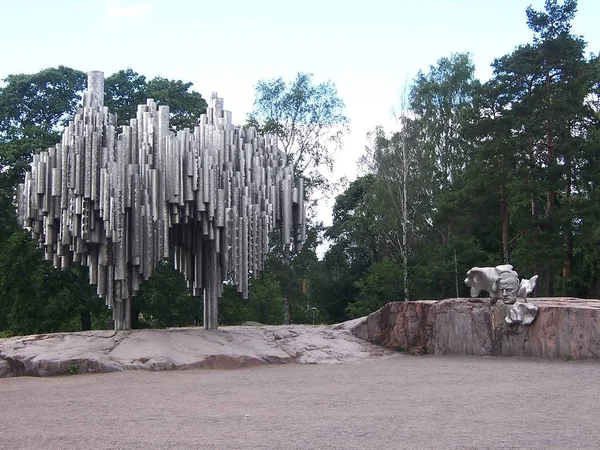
[2, 0, 600, 226]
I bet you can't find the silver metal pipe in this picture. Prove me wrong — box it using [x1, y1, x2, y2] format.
[16, 78, 306, 331]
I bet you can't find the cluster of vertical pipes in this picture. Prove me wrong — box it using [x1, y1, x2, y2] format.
[16, 71, 306, 330]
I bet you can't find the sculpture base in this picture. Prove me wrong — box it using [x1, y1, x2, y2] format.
[351, 298, 600, 360]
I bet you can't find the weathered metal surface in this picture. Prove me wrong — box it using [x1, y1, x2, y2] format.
[16, 72, 305, 330]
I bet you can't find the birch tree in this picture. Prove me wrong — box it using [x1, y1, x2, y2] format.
[366, 99, 434, 301]
[247, 72, 349, 201]
[247, 73, 348, 324]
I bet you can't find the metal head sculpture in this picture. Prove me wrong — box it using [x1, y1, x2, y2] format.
[491, 270, 520, 304]
[16, 71, 306, 330]
[464, 264, 537, 305]
[465, 265, 539, 325]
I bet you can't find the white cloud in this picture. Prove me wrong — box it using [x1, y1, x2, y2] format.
[105, 0, 154, 18]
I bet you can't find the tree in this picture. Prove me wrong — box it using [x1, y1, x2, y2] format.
[0, 230, 106, 335]
[247, 72, 349, 198]
[311, 175, 380, 322]
[409, 53, 477, 191]
[104, 69, 208, 130]
[103, 69, 147, 125]
[408, 53, 478, 297]
[259, 224, 322, 324]
[0, 66, 86, 139]
[218, 272, 284, 325]
[345, 258, 404, 319]
[320, 0, 600, 320]
[490, 0, 595, 295]
[365, 101, 435, 301]
[465, 78, 520, 264]
[247, 73, 348, 324]
[132, 260, 201, 328]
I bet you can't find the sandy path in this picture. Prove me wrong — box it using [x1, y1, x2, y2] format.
[1, 355, 599, 450]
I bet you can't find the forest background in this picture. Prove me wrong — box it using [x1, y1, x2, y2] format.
[1, 0, 599, 335]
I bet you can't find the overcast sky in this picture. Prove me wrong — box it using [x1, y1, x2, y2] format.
[2, 0, 599, 225]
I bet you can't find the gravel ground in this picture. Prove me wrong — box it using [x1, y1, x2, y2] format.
[1, 354, 599, 450]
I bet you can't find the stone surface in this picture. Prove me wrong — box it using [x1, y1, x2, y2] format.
[0, 323, 391, 378]
[351, 298, 600, 360]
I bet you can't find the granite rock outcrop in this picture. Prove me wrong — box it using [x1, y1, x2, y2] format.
[0, 323, 390, 378]
[351, 298, 600, 360]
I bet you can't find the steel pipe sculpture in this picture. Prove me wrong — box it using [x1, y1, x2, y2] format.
[16, 71, 306, 330]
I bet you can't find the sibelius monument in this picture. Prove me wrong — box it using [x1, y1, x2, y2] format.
[15, 71, 306, 331]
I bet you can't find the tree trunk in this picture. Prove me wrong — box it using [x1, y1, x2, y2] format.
[283, 295, 291, 325]
[259, 301, 266, 324]
[453, 243, 459, 298]
[130, 301, 140, 329]
[544, 68, 555, 221]
[500, 183, 510, 263]
[402, 131, 409, 302]
[528, 136, 536, 217]
[545, 120, 555, 220]
[80, 311, 91, 331]
[546, 267, 555, 297]
[562, 232, 573, 295]
[283, 245, 291, 324]
[528, 135, 540, 295]
[561, 162, 573, 295]
[544, 65, 557, 297]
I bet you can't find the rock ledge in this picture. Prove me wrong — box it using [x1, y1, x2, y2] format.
[0, 322, 390, 378]
[350, 297, 600, 360]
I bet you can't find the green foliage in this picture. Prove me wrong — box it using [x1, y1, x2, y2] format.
[319, 0, 600, 322]
[104, 69, 208, 130]
[309, 176, 379, 323]
[262, 225, 322, 324]
[248, 72, 348, 197]
[2, 1, 599, 334]
[526, 0, 577, 41]
[132, 260, 201, 329]
[243, 72, 348, 324]
[146, 76, 208, 131]
[346, 259, 404, 319]
[486, 0, 595, 295]
[219, 273, 284, 325]
[0, 231, 105, 335]
[409, 52, 477, 190]
[0, 66, 86, 138]
[67, 363, 80, 375]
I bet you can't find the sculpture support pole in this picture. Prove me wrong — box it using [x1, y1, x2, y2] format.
[203, 240, 218, 330]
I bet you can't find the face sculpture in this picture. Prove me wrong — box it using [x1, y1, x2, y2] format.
[493, 273, 519, 304]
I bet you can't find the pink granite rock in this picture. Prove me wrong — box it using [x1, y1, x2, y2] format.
[351, 298, 600, 360]
[0, 325, 391, 378]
